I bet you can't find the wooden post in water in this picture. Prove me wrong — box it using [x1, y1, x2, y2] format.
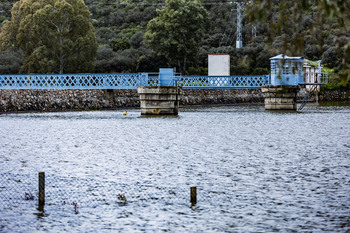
[38, 172, 45, 207]
[190, 187, 197, 205]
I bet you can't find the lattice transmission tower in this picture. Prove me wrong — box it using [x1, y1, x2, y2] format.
[235, 1, 243, 49]
[252, 25, 257, 38]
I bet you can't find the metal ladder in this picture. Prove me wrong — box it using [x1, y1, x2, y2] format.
[298, 85, 317, 111]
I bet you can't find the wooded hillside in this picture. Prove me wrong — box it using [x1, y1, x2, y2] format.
[0, 0, 349, 89]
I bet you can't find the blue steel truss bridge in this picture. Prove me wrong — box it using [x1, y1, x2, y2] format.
[0, 72, 270, 90]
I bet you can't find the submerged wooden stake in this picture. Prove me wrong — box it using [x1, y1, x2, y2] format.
[190, 186, 197, 205]
[38, 172, 45, 207]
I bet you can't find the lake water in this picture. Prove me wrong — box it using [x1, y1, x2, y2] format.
[0, 103, 349, 232]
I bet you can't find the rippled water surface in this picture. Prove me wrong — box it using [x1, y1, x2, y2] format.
[0, 104, 350, 232]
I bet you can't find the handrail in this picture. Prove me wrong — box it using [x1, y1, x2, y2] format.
[0, 73, 271, 89]
[174, 75, 270, 89]
[298, 85, 317, 111]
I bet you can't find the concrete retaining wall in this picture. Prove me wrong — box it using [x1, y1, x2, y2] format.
[0, 89, 139, 112]
[0, 89, 265, 113]
[181, 89, 264, 105]
[0, 88, 347, 113]
[319, 89, 350, 101]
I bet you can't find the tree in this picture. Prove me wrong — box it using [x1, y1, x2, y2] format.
[110, 37, 131, 52]
[0, 48, 22, 74]
[144, 0, 209, 74]
[0, 0, 98, 74]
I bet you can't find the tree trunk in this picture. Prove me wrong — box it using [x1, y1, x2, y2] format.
[177, 59, 181, 74]
[183, 55, 187, 74]
[59, 31, 64, 74]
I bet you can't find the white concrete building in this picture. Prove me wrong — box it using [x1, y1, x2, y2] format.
[208, 54, 230, 76]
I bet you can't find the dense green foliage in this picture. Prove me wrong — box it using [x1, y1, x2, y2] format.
[0, 0, 349, 90]
[0, 0, 97, 74]
[248, 0, 350, 89]
[145, 0, 209, 73]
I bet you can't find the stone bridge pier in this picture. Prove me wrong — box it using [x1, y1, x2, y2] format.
[137, 68, 182, 115]
[261, 85, 300, 110]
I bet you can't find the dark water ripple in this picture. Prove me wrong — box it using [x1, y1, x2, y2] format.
[0, 104, 349, 232]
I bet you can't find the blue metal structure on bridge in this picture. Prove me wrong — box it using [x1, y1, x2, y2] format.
[0, 55, 329, 113]
[0, 55, 328, 90]
[0, 71, 270, 90]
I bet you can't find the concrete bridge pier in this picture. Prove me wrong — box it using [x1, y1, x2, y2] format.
[137, 68, 182, 115]
[261, 85, 300, 110]
[137, 86, 182, 115]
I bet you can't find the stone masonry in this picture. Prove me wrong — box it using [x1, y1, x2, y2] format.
[137, 86, 182, 115]
[261, 85, 300, 110]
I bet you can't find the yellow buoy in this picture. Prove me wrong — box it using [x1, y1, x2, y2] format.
[123, 111, 127, 115]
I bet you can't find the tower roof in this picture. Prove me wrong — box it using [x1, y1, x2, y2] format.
[270, 54, 303, 60]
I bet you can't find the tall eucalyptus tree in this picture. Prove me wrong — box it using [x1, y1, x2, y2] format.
[0, 0, 98, 74]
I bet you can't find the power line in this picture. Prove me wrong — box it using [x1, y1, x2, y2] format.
[227, 28, 237, 52]
[87, 0, 249, 49]
[219, 9, 235, 47]
[87, 1, 235, 6]
[223, 12, 236, 47]
[202, 2, 234, 5]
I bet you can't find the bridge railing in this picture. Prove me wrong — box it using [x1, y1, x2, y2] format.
[0, 73, 270, 89]
[319, 72, 328, 84]
[0, 73, 148, 89]
[173, 75, 270, 88]
[143, 73, 160, 87]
